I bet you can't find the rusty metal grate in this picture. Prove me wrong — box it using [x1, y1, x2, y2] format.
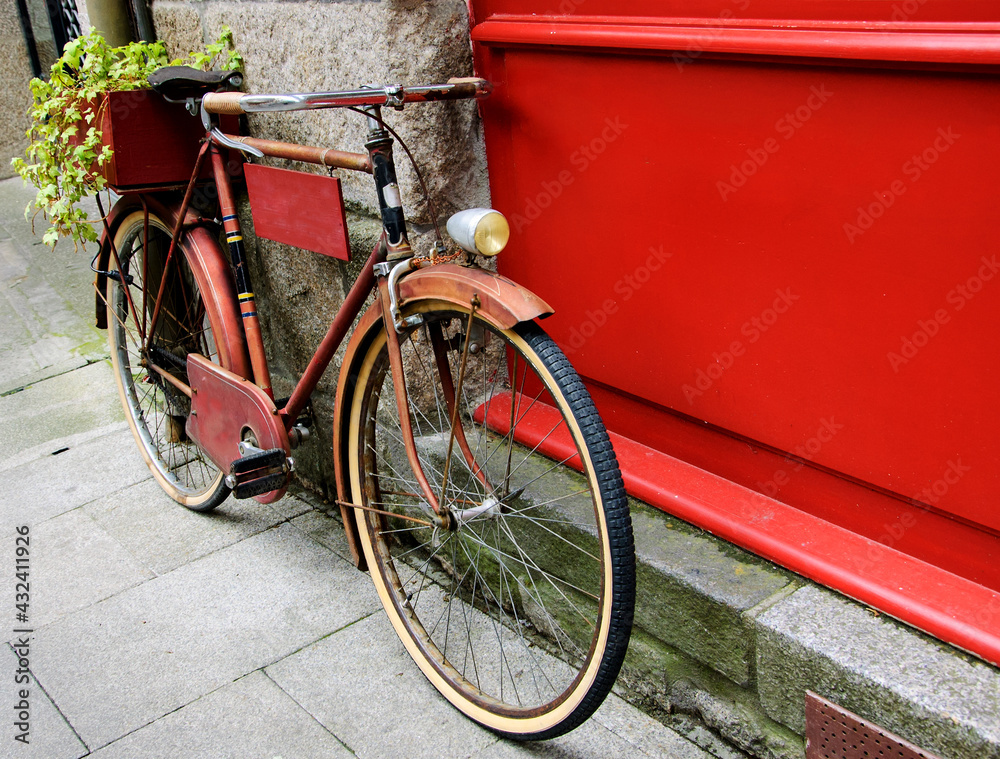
[805, 691, 943, 759]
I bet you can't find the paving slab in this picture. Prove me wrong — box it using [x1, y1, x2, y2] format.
[87, 670, 352, 759]
[85, 479, 312, 576]
[288, 507, 358, 565]
[0, 290, 41, 392]
[755, 584, 1000, 759]
[0, 178, 104, 395]
[0, 428, 151, 529]
[0, 242, 106, 395]
[0, 178, 98, 259]
[266, 610, 499, 759]
[0, 646, 87, 759]
[11, 507, 154, 631]
[1, 421, 127, 475]
[0, 360, 122, 463]
[267, 491, 314, 522]
[29, 523, 380, 749]
[475, 693, 713, 759]
[266, 592, 711, 759]
[591, 694, 714, 759]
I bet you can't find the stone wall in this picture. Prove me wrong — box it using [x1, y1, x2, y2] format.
[151, 0, 490, 496]
[0, 0, 35, 180]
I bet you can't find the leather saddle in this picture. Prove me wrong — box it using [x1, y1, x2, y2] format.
[148, 66, 243, 101]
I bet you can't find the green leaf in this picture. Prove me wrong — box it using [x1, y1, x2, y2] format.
[16, 27, 243, 248]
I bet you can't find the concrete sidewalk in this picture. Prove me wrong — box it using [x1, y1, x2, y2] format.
[0, 176, 712, 758]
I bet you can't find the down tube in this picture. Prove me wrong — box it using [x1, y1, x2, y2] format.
[279, 240, 383, 428]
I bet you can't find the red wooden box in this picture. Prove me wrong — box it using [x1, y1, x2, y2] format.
[85, 89, 237, 191]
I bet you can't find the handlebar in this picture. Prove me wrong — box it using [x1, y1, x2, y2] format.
[202, 77, 492, 116]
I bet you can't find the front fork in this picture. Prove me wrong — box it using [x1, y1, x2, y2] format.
[365, 103, 443, 521]
[374, 261, 493, 531]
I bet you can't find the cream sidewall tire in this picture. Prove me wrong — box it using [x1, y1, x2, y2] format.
[346, 306, 615, 737]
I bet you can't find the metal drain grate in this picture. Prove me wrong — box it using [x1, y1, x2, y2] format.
[805, 691, 943, 759]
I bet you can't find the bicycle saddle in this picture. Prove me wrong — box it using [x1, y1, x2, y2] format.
[148, 66, 244, 101]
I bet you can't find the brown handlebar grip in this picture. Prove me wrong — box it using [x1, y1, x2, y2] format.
[445, 77, 493, 99]
[203, 91, 246, 116]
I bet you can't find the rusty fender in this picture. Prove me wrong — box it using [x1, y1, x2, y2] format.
[93, 194, 252, 380]
[397, 263, 553, 330]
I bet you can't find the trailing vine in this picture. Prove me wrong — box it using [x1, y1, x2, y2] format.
[12, 27, 242, 249]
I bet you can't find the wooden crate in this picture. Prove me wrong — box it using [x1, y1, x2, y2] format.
[85, 89, 238, 191]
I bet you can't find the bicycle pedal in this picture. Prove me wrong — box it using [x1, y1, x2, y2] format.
[226, 447, 291, 499]
[232, 471, 288, 499]
[230, 447, 286, 475]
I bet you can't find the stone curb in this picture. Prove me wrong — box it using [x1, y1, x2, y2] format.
[622, 498, 1000, 759]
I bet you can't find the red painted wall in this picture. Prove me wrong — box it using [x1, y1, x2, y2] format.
[469, 1, 1000, 659]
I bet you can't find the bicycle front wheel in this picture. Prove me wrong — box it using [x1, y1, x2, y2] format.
[347, 302, 635, 739]
[106, 210, 229, 511]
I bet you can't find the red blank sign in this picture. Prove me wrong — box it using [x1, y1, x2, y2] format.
[244, 163, 351, 260]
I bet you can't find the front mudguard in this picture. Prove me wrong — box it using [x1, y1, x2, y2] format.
[332, 263, 554, 569]
[396, 263, 553, 330]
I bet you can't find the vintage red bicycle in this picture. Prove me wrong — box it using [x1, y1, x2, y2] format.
[92, 66, 635, 739]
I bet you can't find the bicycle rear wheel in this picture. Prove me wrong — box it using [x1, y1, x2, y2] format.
[347, 302, 635, 739]
[106, 210, 230, 511]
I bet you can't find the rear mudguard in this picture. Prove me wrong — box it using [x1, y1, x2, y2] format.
[94, 194, 252, 380]
[332, 263, 554, 569]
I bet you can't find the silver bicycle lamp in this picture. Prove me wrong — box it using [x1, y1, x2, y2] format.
[446, 208, 510, 257]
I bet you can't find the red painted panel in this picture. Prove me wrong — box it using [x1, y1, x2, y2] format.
[244, 164, 351, 260]
[479, 50, 1000, 533]
[470, 1, 1000, 661]
[583, 380, 1000, 590]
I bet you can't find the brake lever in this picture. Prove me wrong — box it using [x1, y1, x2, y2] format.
[199, 98, 264, 158]
[210, 128, 265, 159]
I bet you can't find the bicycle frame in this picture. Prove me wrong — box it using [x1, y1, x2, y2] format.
[93, 80, 553, 562]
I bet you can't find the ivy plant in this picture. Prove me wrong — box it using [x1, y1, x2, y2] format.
[12, 27, 242, 250]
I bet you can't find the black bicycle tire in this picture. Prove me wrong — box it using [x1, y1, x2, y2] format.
[347, 306, 635, 740]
